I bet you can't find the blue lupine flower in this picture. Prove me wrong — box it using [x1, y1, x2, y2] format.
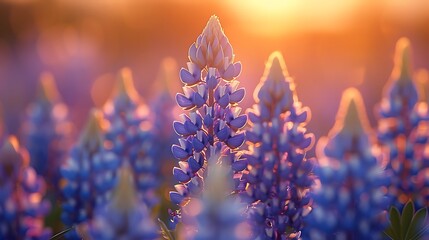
[85, 165, 159, 240]
[306, 88, 390, 240]
[244, 52, 315, 239]
[22, 72, 73, 195]
[169, 15, 247, 227]
[376, 38, 429, 209]
[103, 68, 158, 207]
[0, 136, 51, 239]
[61, 110, 120, 239]
[151, 58, 180, 182]
[180, 162, 251, 240]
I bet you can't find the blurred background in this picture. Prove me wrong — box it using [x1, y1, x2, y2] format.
[0, 0, 428, 157]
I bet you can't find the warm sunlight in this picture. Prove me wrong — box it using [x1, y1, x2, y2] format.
[228, 0, 362, 35]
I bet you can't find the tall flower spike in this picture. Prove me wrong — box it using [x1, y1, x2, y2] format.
[85, 165, 159, 240]
[22, 72, 73, 196]
[150, 58, 180, 221]
[180, 161, 251, 240]
[306, 88, 390, 240]
[244, 52, 315, 239]
[170, 15, 247, 228]
[376, 38, 429, 209]
[378, 37, 419, 137]
[0, 136, 51, 239]
[60, 110, 120, 239]
[103, 68, 158, 207]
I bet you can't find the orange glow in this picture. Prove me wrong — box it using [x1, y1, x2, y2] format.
[7, 136, 20, 151]
[228, 0, 361, 35]
[91, 74, 115, 107]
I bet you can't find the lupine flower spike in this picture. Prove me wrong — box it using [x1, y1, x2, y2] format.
[376, 38, 429, 209]
[169, 15, 247, 228]
[60, 110, 120, 238]
[150, 58, 181, 222]
[103, 68, 158, 207]
[244, 51, 315, 239]
[307, 88, 390, 240]
[85, 165, 159, 240]
[151, 58, 180, 183]
[181, 159, 251, 240]
[0, 136, 51, 239]
[22, 72, 73, 195]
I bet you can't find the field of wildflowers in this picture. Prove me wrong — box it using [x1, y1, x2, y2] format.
[0, 4, 429, 240]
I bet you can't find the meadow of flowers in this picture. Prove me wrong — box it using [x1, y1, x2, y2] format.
[1, 15, 429, 240]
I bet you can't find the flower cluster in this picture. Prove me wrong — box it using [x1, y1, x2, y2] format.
[84, 165, 158, 240]
[103, 68, 158, 207]
[180, 162, 251, 240]
[306, 88, 390, 239]
[0, 136, 51, 239]
[22, 73, 72, 195]
[169, 15, 247, 222]
[60, 110, 120, 238]
[244, 52, 315, 239]
[376, 38, 429, 209]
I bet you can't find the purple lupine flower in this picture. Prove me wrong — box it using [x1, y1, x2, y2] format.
[0, 136, 51, 239]
[306, 88, 390, 240]
[180, 161, 251, 240]
[22, 72, 73, 195]
[60, 110, 120, 239]
[151, 58, 180, 184]
[244, 52, 315, 239]
[103, 68, 158, 207]
[84, 165, 159, 240]
[376, 38, 429, 209]
[169, 15, 247, 227]
[150, 58, 182, 222]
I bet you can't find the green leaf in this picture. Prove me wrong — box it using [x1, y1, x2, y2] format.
[407, 207, 428, 240]
[385, 225, 398, 240]
[158, 218, 175, 240]
[389, 206, 402, 240]
[401, 201, 415, 239]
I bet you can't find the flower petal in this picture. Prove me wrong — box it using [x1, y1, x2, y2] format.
[173, 121, 188, 135]
[170, 191, 185, 205]
[176, 93, 194, 109]
[180, 68, 199, 86]
[229, 115, 247, 130]
[230, 88, 245, 104]
[173, 167, 191, 183]
[171, 145, 190, 160]
[226, 133, 245, 149]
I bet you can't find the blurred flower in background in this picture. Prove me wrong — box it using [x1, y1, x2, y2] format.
[84, 165, 158, 240]
[21, 72, 73, 198]
[180, 162, 251, 240]
[0, 136, 51, 239]
[103, 68, 159, 208]
[244, 51, 315, 239]
[60, 110, 120, 239]
[306, 88, 390, 239]
[376, 37, 429, 209]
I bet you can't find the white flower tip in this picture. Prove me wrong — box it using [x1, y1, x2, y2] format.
[112, 164, 137, 212]
[393, 37, 413, 83]
[37, 72, 60, 103]
[206, 15, 221, 30]
[79, 109, 104, 150]
[2, 135, 19, 153]
[333, 88, 370, 136]
[0, 135, 25, 167]
[115, 67, 139, 101]
[265, 51, 289, 82]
